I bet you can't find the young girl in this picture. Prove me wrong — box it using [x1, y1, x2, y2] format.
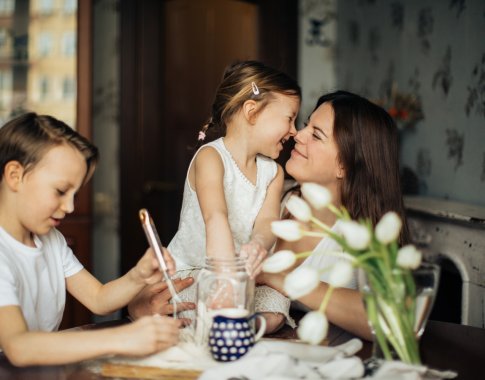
[167, 61, 301, 333]
[0, 113, 181, 366]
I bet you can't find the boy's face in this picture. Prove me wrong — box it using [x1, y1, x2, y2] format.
[16, 144, 87, 238]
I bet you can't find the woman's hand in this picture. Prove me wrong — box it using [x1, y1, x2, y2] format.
[240, 238, 268, 279]
[114, 315, 181, 356]
[128, 277, 195, 326]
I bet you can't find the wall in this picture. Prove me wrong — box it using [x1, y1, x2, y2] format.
[92, 0, 121, 320]
[298, 0, 337, 122]
[335, 0, 485, 206]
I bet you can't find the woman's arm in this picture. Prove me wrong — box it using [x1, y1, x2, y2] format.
[128, 277, 196, 322]
[258, 271, 372, 340]
[193, 147, 235, 258]
[0, 305, 180, 366]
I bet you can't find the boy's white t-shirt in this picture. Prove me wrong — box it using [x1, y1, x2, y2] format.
[0, 227, 83, 332]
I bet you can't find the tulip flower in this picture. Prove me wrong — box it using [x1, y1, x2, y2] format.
[338, 221, 371, 250]
[397, 245, 422, 269]
[283, 266, 320, 299]
[286, 195, 312, 222]
[262, 250, 296, 273]
[301, 182, 332, 210]
[376, 211, 402, 244]
[271, 220, 303, 242]
[297, 311, 329, 345]
[328, 261, 354, 288]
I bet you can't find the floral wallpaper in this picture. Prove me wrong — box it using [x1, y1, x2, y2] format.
[332, 0, 485, 206]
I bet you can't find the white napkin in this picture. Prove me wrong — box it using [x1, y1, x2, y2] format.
[198, 339, 365, 380]
[371, 360, 458, 380]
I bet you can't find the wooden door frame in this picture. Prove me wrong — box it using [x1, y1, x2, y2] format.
[58, 0, 93, 328]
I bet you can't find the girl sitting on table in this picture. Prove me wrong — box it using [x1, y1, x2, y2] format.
[0, 113, 181, 366]
[257, 90, 410, 340]
[164, 60, 301, 334]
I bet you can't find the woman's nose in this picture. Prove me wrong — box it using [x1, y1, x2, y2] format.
[294, 128, 306, 144]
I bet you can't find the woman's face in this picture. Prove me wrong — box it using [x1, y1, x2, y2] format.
[285, 102, 343, 190]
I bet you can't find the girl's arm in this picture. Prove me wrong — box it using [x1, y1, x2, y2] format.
[251, 164, 285, 250]
[66, 247, 168, 315]
[193, 147, 235, 258]
[241, 165, 284, 277]
[257, 271, 372, 340]
[0, 305, 180, 366]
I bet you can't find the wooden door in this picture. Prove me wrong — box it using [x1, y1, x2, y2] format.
[120, 0, 297, 273]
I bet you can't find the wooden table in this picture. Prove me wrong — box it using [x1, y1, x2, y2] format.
[0, 320, 483, 380]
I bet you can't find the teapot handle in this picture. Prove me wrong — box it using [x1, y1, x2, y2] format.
[250, 313, 267, 341]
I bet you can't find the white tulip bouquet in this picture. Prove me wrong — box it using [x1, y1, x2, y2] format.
[263, 183, 425, 364]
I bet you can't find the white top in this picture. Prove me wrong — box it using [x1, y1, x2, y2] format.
[301, 220, 358, 289]
[0, 227, 83, 331]
[280, 188, 357, 290]
[168, 137, 277, 270]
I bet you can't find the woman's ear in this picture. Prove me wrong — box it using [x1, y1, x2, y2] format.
[336, 161, 345, 179]
[242, 99, 258, 124]
[3, 161, 24, 191]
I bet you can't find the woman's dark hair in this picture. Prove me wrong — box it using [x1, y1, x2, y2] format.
[0, 112, 99, 183]
[287, 90, 409, 245]
[197, 60, 301, 146]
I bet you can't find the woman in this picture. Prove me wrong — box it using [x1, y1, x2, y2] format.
[257, 90, 409, 340]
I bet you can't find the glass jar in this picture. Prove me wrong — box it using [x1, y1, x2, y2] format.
[194, 256, 255, 345]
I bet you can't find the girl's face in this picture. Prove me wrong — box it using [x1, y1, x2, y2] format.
[286, 102, 343, 192]
[252, 93, 300, 159]
[16, 144, 87, 242]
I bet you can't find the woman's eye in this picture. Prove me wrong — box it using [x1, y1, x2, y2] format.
[57, 189, 66, 196]
[312, 133, 322, 140]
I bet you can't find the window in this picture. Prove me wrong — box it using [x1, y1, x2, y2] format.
[62, 76, 75, 100]
[39, 76, 49, 100]
[38, 32, 52, 57]
[62, 32, 76, 57]
[0, 0, 14, 16]
[39, 0, 54, 15]
[63, 0, 77, 15]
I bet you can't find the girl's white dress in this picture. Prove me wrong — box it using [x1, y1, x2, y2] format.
[168, 138, 294, 326]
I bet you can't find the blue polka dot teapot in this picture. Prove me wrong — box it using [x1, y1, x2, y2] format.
[208, 308, 266, 362]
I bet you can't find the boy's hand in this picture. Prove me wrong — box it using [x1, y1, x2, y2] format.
[133, 247, 177, 285]
[115, 315, 181, 356]
[240, 238, 268, 279]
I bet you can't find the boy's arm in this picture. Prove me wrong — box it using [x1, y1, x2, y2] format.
[193, 147, 235, 258]
[66, 247, 167, 315]
[0, 305, 180, 366]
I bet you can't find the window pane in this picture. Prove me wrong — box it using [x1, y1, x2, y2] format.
[0, 0, 77, 128]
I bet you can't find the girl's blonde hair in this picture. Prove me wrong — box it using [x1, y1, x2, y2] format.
[0, 113, 99, 183]
[198, 60, 301, 144]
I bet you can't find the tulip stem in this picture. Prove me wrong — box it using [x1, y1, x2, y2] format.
[319, 285, 334, 313]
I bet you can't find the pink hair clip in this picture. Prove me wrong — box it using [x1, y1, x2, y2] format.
[198, 130, 206, 141]
[251, 81, 260, 96]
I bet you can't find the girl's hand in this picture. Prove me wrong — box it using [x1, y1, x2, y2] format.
[240, 238, 268, 279]
[115, 315, 181, 356]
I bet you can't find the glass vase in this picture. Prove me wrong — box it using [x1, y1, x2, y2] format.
[358, 262, 440, 365]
